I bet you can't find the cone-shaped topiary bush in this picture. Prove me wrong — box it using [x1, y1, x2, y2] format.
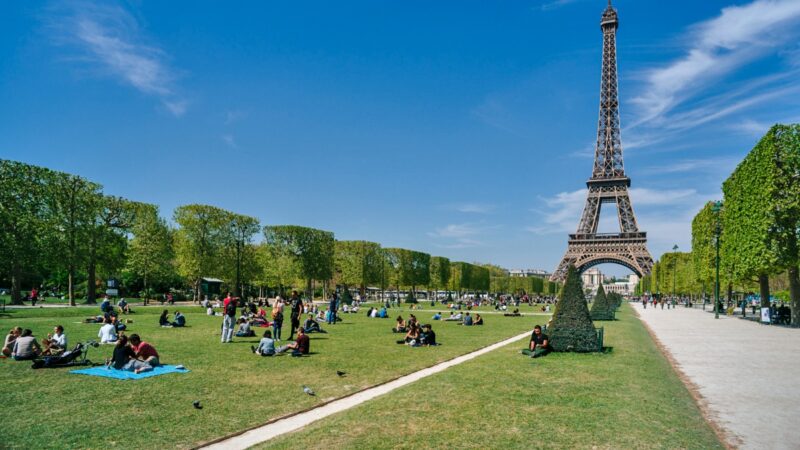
[590, 283, 615, 320]
[608, 292, 623, 309]
[549, 265, 600, 352]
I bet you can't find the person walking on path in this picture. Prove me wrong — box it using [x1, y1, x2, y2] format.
[289, 291, 302, 340]
[222, 293, 237, 343]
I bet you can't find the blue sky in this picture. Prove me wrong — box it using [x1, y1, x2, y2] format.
[3, 0, 800, 275]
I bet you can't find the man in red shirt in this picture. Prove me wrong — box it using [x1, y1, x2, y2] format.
[276, 327, 309, 356]
[129, 334, 160, 366]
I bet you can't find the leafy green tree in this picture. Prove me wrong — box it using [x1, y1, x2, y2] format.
[0, 160, 53, 304]
[126, 203, 175, 304]
[174, 204, 229, 301]
[221, 212, 260, 296]
[429, 256, 451, 294]
[255, 242, 301, 296]
[264, 225, 334, 299]
[590, 283, 614, 320]
[384, 248, 430, 300]
[335, 240, 383, 297]
[722, 125, 800, 313]
[85, 196, 137, 303]
[47, 172, 103, 306]
[549, 265, 599, 352]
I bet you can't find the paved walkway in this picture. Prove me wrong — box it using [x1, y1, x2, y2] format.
[200, 330, 532, 449]
[634, 303, 800, 449]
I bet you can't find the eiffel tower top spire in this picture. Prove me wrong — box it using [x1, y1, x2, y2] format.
[593, 0, 623, 180]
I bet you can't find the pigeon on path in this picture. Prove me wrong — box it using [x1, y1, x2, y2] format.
[303, 386, 315, 396]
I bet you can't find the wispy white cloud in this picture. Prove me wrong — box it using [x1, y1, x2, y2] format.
[643, 157, 740, 175]
[631, 0, 800, 127]
[221, 134, 237, 149]
[47, 1, 187, 116]
[224, 109, 247, 125]
[540, 0, 585, 12]
[428, 222, 501, 248]
[448, 203, 496, 214]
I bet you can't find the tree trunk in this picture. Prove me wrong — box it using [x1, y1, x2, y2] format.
[86, 260, 97, 304]
[68, 265, 76, 307]
[788, 266, 800, 327]
[11, 266, 23, 305]
[759, 274, 770, 308]
[306, 278, 313, 301]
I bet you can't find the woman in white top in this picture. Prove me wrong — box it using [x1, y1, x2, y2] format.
[98, 318, 118, 344]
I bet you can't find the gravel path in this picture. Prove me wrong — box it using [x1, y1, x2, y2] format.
[634, 303, 800, 449]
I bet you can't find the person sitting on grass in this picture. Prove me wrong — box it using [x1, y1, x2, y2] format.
[458, 312, 473, 326]
[521, 325, 550, 359]
[98, 317, 118, 344]
[172, 311, 186, 327]
[397, 324, 420, 345]
[159, 310, 171, 327]
[117, 298, 131, 314]
[431, 312, 441, 321]
[378, 306, 388, 318]
[504, 308, 521, 317]
[235, 318, 255, 337]
[473, 314, 484, 326]
[42, 325, 67, 356]
[109, 335, 152, 374]
[408, 314, 418, 329]
[394, 316, 407, 333]
[100, 296, 113, 315]
[2, 327, 22, 357]
[303, 314, 326, 333]
[419, 324, 437, 346]
[275, 327, 309, 356]
[251, 330, 276, 356]
[129, 334, 160, 367]
[11, 329, 41, 361]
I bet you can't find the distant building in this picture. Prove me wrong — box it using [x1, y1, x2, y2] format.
[509, 268, 550, 278]
[603, 274, 639, 296]
[581, 268, 603, 294]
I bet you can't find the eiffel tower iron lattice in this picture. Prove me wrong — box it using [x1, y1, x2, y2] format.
[551, 1, 653, 282]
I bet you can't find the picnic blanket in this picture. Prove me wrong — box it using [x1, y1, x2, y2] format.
[70, 364, 189, 380]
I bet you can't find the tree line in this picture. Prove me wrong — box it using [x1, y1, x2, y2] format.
[0, 159, 555, 305]
[637, 124, 800, 325]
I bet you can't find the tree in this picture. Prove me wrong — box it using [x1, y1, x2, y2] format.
[549, 265, 599, 352]
[264, 225, 334, 300]
[0, 160, 52, 304]
[174, 204, 228, 301]
[48, 172, 103, 306]
[85, 196, 137, 303]
[335, 240, 383, 298]
[383, 248, 430, 301]
[590, 283, 614, 320]
[126, 203, 175, 304]
[255, 242, 301, 296]
[722, 124, 800, 314]
[221, 213, 260, 297]
[429, 256, 451, 297]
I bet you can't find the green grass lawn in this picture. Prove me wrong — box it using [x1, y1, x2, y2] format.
[261, 304, 723, 449]
[0, 306, 544, 449]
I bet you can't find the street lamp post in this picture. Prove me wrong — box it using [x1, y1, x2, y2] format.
[712, 201, 722, 319]
[672, 244, 678, 306]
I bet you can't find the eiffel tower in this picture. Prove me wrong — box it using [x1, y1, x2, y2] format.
[551, 0, 653, 282]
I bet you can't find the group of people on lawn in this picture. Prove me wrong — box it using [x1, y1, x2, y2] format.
[393, 314, 438, 346]
[2, 325, 67, 360]
[438, 311, 484, 325]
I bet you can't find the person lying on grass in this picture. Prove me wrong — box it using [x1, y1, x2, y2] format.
[521, 325, 550, 358]
[2, 327, 22, 357]
[109, 335, 152, 374]
[12, 329, 41, 360]
[275, 327, 309, 356]
[98, 317, 118, 344]
[444, 312, 462, 321]
[251, 330, 276, 356]
[129, 334, 160, 367]
[393, 316, 407, 333]
[42, 325, 67, 356]
[303, 314, 326, 333]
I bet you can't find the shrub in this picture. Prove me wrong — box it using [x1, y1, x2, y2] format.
[590, 284, 615, 320]
[549, 266, 600, 352]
